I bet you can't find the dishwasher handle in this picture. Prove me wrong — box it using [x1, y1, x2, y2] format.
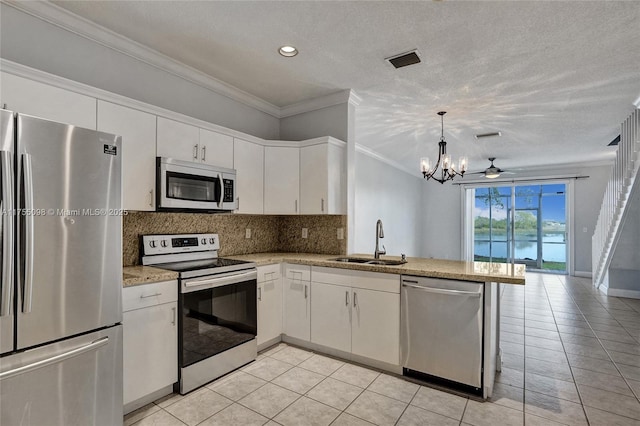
[402, 282, 482, 298]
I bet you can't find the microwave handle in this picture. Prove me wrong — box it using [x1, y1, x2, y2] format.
[216, 174, 223, 208]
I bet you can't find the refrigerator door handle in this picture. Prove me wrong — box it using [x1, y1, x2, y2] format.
[0, 337, 109, 381]
[21, 153, 35, 314]
[1, 151, 14, 317]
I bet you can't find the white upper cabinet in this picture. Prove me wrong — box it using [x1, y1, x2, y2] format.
[199, 128, 233, 168]
[233, 138, 264, 214]
[0, 72, 96, 130]
[300, 141, 346, 214]
[264, 146, 300, 214]
[97, 101, 157, 211]
[156, 117, 200, 162]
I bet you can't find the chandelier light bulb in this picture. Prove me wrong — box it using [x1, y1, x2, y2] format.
[420, 157, 430, 173]
[459, 157, 468, 172]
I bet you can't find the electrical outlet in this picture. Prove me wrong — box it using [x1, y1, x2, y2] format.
[583, 227, 588, 233]
[302, 228, 308, 239]
[245, 228, 251, 239]
[337, 227, 344, 240]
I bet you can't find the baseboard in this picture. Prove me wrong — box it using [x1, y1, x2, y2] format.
[257, 335, 283, 352]
[574, 271, 593, 278]
[606, 288, 640, 300]
[281, 335, 403, 375]
[124, 384, 173, 415]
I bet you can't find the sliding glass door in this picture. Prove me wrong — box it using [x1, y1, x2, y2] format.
[470, 183, 567, 273]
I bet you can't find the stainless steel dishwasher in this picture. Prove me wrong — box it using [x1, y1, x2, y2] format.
[401, 275, 484, 392]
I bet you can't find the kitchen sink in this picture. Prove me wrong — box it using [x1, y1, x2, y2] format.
[331, 257, 406, 266]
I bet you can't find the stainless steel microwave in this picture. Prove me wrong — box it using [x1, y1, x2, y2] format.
[156, 157, 237, 211]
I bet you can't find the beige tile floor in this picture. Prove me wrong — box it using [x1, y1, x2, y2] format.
[125, 272, 640, 425]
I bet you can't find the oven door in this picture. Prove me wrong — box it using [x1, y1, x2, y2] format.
[179, 270, 257, 369]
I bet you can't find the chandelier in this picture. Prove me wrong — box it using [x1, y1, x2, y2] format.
[420, 111, 468, 183]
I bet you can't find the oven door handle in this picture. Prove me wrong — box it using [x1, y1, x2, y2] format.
[182, 270, 257, 292]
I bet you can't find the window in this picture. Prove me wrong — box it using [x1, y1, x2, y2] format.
[468, 183, 568, 273]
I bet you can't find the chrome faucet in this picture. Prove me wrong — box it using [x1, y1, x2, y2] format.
[374, 219, 386, 259]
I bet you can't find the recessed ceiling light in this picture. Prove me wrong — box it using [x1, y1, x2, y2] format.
[279, 45, 298, 57]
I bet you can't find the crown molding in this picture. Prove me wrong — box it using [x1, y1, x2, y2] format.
[5, 0, 282, 117]
[355, 144, 420, 178]
[279, 89, 361, 118]
[4, 1, 361, 119]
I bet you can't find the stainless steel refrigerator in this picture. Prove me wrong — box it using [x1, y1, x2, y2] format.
[0, 110, 123, 425]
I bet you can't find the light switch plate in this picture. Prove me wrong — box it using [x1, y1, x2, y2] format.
[245, 228, 251, 239]
[302, 228, 308, 239]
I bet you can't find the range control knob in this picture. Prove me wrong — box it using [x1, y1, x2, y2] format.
[201, 238, 207, 245]
[160, 240, 167, 248]
[149, 240, 157, 248]
[209, 237, 215, 244]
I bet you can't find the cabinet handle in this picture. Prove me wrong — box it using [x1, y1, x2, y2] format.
[295, 199, 298, 213]
[304, 284, 308, 299]
[171, 307, 176, 325]
[236, 197, 240, 210]
[193, 144, 199, 159]
[201, 146, 206, 162]
[258, 287, 262, 301]
[353, 291, 357, 308]
[149, 189, 153, 207]
[345, 291, 349, 306]
[321, 198, 324, 212]
[140, 292, 161, 299]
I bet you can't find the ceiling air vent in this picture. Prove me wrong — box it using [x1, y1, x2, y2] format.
[475, 132, 502, 139]
[608, 135, 620, 146]
[386, 50, 421, 69]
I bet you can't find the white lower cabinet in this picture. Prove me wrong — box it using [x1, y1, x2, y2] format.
[351, 287, 400, 365]
[310, 282, 351, 352]
[257, 264, 282, 347]
[122, 280, 178, 412]
[282, 264, 311, 341]
[310, 267, 400, 365]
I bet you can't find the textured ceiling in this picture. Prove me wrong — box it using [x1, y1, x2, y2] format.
[51, 1, 640, 174]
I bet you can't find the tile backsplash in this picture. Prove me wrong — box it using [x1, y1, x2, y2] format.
[123, 211, 347, 266]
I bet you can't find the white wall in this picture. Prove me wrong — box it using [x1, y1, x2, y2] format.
[279, 104, 349, 142]
[0, 3, 280, 139]
[420, 181, 463, 260]
[353, 152, 423, 257]
[608, 177, 640, 292]
[420, 164, 611, 273]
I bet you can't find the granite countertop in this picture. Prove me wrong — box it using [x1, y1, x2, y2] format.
[226, 253, 526, 285]
[123, 265, 179, 287]
[123, 253, 525, 286]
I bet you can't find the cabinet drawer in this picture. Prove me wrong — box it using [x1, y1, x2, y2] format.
[123, 280, 178, 312]
[258, 263, 281, 283]
[284, 264, 311, 281]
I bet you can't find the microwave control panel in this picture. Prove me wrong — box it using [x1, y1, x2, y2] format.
[223, 178, 234, 202]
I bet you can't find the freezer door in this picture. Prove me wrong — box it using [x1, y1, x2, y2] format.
[16, 114, 122, 350]
[0, 109, 15, 355]
[401, 277, 484, 388]
[0, 325, 123, 426]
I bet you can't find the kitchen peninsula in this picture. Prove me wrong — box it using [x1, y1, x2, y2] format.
[123, 253, 524, 399]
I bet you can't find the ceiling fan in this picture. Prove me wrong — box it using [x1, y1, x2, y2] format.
[470, 157, 516, 179]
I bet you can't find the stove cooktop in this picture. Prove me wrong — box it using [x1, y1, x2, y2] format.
[157, 257, 253, 273]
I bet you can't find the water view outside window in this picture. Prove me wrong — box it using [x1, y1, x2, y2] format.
[473, 184, 566, 272]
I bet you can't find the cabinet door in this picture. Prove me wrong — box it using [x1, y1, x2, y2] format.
[199, 128, 233, 168]
[257, 277, 283, 346]
[300, 144, 328, 214]
[98, 101, 156, 211]
[233, 138, 264, 214]
[156, 117, 199, 162]
[351, 289, 400, 365]
[1, 72, 96, 129]
[264, 146, 299, 214]
[282, 277, 310, 341]
[310, 282, 351, 352]
[123, 302, 178, 405]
